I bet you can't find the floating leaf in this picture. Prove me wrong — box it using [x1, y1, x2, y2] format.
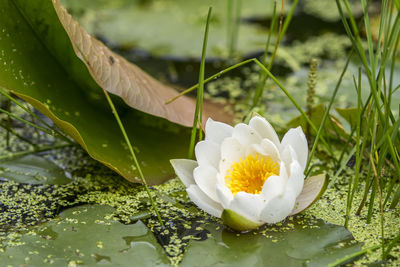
[0, 154, 70, 184]
[60, 0, 284, 59]
[290, 174, 327, 215]
[0, 205, 170, 266]
[180, 219, 361, 266]
[0, 0, 216, 184]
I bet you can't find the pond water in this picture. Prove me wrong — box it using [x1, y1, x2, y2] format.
[0, 0, 399, 266]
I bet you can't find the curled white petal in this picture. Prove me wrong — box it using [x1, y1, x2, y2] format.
[249, 116, 280, 149]
[259, 139, 280, 162]
[170, 159, 197, 187]
[205, 118, 233, 145]
[187, 185, 223, 218]
[261, 161, 288, 201]
[286, 160, 305, 197]
[193, 165, 219, 202]
[259, 188, 297, 224]
[281, 144, 298, 171]
[195, 140, 220, 169]
[232, 123, 262, 147]
[281, 127, 308, 170]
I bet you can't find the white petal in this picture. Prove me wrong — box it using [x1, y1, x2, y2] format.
[249, 116, 280, 148]
[195, 140, 220, 169]
[281, 144, 298, 170]
[170, 159, 197, 187]
[245, 143, 265, 156]
[245, 140, 280, 162]
[216, 183, 233, 209]
[205, 118, 233, 145]
[286, 160, 304, 197]
[260, 139, 280, 162]
[261, 161, 288, 201]
[232, 123, 262, 147]
[228, 192, 265, 223]
[259, 188, 297, 223]
[281, 127, 308, 170]
[193, 165, 219, 202]
[187, 185, 223, 218]
[219, 137, 245, 177]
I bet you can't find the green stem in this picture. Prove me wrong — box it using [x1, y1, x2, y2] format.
[251, 59, 335, 160]
[102, 89, 164, 227]
[0, 107, 54, 136]
[306, 52, 352, 175]
[165, 58, 255, 104]
[251, 0, 299, 108]
[188, 7, 212, 159]
[0, 143, 73, 161]
[0, 87, 72, 144]
[0, 121, 36, 147]
[327, 244, 380, 267]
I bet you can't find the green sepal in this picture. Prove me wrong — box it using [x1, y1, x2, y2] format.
[221, 209, 262, 232]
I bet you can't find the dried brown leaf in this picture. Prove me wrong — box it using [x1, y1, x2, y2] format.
[52, 0, 219, 127]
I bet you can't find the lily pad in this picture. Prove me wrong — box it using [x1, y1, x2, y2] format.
[0, 154, 70, 184]
[0, 205, 170, 266]
[0, 0, 195, 184]
[61, 0, 285, 59]
[181, 219, 362, 266]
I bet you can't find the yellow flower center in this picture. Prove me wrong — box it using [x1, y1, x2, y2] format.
[225, 154, 280, 195]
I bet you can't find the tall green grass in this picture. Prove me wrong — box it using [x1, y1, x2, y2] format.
[335, 0, 400, 257]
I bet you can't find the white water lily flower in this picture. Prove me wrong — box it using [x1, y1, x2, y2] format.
[171, 116, 309, 231]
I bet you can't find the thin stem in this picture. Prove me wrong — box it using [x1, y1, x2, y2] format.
[101, 89, 164, 227]
[5, 99, 11, 147]
[0, 143, 73, 161]
[326, 244, 380, 267]
[0, 87, 72, 144]
[251, 59, 336, 159]
[384, 230, 400, 259]
[251, 0, 300, 109]
[0, 107, 55, 136]
[165, 58, 254, 104]
[306, 52, 352, 175]
[0, 121, 36, 147]
[188, 7, 212, 158]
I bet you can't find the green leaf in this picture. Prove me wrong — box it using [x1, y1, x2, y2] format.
[0, 154, 70, 184]
[0, 205, 170, 266]
[335, 107, 358, 130]
[181, 219, 361, 267]
[0, 0, 193, 184]
[287, 104, 349, 140]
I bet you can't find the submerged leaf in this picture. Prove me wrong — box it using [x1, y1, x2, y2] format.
[0, 154, 70, 184]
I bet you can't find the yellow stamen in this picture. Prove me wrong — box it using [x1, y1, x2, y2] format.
[225, 154, 279, 195]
